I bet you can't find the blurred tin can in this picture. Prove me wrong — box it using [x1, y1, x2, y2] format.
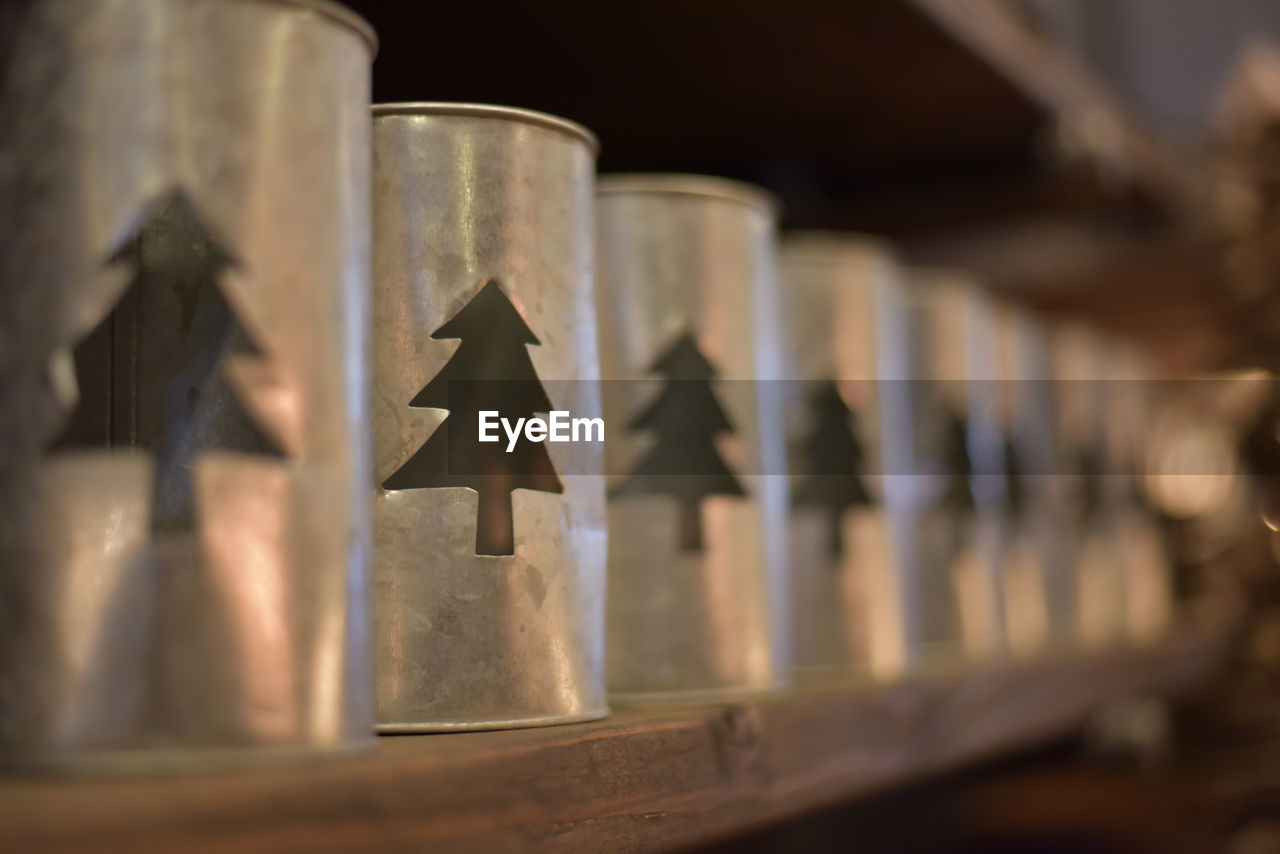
[597, 175, 790, 699]
[371, 104, 608, 730]
[1050, 323, 1126, 649]
[1103, 342, 1175, 645]
[874, 269, 1003, 670]
[995, 304, 1077, 654]
[777, 234, 903, 679]
[0, 0, 377, 767]
[905, 270, 1008, 662]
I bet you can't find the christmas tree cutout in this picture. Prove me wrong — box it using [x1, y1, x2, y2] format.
[1075, 444, 1106, 523]
[382, 279, 562, 556]
[53, 190, 284, 532]
[614, 333, 746, 551]
[937, 407, 975, 516]
[791, 381, 875, 557]
[1003, 435, 1025, 522]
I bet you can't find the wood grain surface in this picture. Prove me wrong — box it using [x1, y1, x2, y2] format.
[0, 635, 1225, 854]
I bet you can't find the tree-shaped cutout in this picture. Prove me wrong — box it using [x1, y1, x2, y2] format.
[613, 333, 746, 551]
[382, 279, 563, 556]
[791, 381, 874, 557]
[52, 190, 285, 532]
[937, 408, 975, 516]
[1003, 435, 1025, 523]
[1075, 444, 1105, 524]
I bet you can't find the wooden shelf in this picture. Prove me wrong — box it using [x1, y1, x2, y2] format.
[349, 0, 1174, 236]
[0, 634, 1226, 853]
[348, 0, 1242, 367]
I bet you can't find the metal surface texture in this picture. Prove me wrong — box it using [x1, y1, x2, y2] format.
[371, 103, 607, 731]
[0, 0, 376, 767]
[597, 174, 791, 699]
[777, 234, 903, 680]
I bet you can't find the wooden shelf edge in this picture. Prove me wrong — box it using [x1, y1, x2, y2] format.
[0, 633, 1228, 854]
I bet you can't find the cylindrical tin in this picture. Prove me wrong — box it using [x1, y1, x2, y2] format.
[777, 235, 904, 680]
[371, 104, 607, 731]
[904, 269, 1007, 662]
[995, 304, 1077, 654]
[0, 0, 376, 767]
[1050, 323, 1125, 649]
[597, 175, 790, 699]
[872, 269, 1002, 670]
[1103, 342, 1175, 645]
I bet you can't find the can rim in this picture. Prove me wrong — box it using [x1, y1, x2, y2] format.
[596, 173, 779, 217]
[371, 102, 600, 154]
[259, 0, 378, 55]
[779, 230, 899, 267]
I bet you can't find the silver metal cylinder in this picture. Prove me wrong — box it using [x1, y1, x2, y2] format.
[995, 304, 1077, 654]
[597, 175, 790, 700]
[0, 0, 377, 767]
[873, 268, 1003, 670]
[1050, 323, 1125, 649]
[904, 269, 1008, 662]
[777, 235, 904, 680]
[1105, 343, 1174, 645]
[371, 104, 607, 731]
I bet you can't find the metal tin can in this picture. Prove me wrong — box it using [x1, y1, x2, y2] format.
[1105, 343, 1174, 645]
[597, 175, 790, 700]
[904, 269, 1008, 662]
[0, 0, 377, 767]
[995, 304, 1077, 654]
[371, 104, 607, 731]
[1050, 323, 1125, 649]
[873, 268, 1002, 671]
[777, 234, 904, 680]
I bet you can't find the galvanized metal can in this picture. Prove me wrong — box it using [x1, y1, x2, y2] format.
[1105, 343, 1174, 645]
[777, 234, 904, 680]
[0, 0, 377, 767]
[371, 104, 607, 731]
[1050, 323, 1126, 649]
[872, 268, 1003, 671]
[597, 175, 790, 700]
[995, 304, 1078, 654]
[904, 269, 1008, 662]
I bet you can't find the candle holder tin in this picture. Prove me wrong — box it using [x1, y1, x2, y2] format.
[870, 268, 1003, 671]
[371, 104, 608, 731]
[1105, 343, 1175, 645]
[904, 269, 1008, 662]
[597, 175, 791, 700]
[0, 0, 377, 767]
[1050, 324, 1126, 649]
[777, 235, 904, 680]
[995, 305, 1077, 654]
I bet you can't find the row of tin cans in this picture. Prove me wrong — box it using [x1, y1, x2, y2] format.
[0, 0, 1172, 768]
